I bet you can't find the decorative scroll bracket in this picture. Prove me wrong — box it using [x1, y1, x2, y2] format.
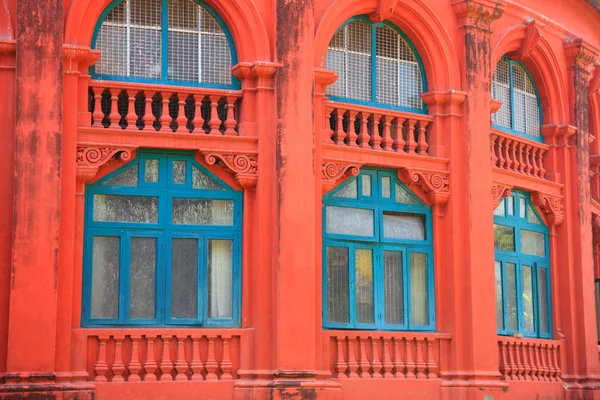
[531, 192, 565, 228]
[76, 145, 137, 183]
[369, 0, 398, 22]
[321, 160, 362, 194]
[512, 18, 544, 61]
[398, 168, 450, 211]
[203, 151, 258, 189]
[492, 183, 513, 208]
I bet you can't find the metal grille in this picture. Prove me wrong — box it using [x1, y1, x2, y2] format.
[168, 0, 232, 84]
[326, 247, 350, 323]
[492, 58, 511, 128]
[376, 25, 422, 109]
[512, 63, 541, 138]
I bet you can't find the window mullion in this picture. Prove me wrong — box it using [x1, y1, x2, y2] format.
[349, 243, 357, 328]
[119, 232, 130, 324]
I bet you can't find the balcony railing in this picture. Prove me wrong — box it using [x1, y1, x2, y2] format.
[498, 337, 562, 381]
[325, 100, 434, 155]
[491, 129, 549, 180]
[87, 81, 242, 135]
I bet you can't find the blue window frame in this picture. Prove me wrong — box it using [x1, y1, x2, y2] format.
[91, 0, 239, 89]
[325, 16, 427, 114]
[82, 150, 242, 327]
[322, 169, 435, 331]
[492, 56, 543, 141]
[494, 191, 551, 338]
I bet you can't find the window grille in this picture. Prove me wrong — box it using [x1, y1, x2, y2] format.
[325, 18, 424, 111]
[94, 0, 234, 86]
[492, 57, 542, 139]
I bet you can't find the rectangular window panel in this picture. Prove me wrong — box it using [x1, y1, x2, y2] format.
[494, 224, 515, 251]
[384, 250, 403, 325]
[537, 268, 550, 335]
[129, 237, 156, 319]
[383, 212, 426, 241]
[145, 159, 159, 183]
[168, 30, 199, 82]
[130, 28, 161, 79]
[192, 166, 224, 190]
[173, 160, 187, 184]
[171, 238, 198, 319]
[326, 247, 350, 323]
[381, 176, 391, 198]
[361, 174, 372, 197]
[520, 229, 545, 257]
[355, 248, 374, 324]
[208, 239, 233, 319]
[495, 261, 504, 330]
[201, 34, 231, 85]
[104, 165, 138, 186]
[325, 206, 374, 237]
[493, 198, 505, 217]
[325, 48, 345, 97]
[93, 194, 158, 223]
[172, 198, 233, 225]
[522, 265, 535, 332]
[333, 179, 357, 199]
[507, 196, 514, 216]
[519, 198, 526, 218]
[410, 253, 428, 325]
[91, 236, 120, 319]
[506, 262, 518, 331]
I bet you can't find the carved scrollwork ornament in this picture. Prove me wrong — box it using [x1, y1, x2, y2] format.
[321, 161, 362, 194]
[531, 192, 565, 227]
[398, 168, 450, 208]
[76, 146, 136, 183]
[491, 184, 513, 208]
[204, 152, 258, 189]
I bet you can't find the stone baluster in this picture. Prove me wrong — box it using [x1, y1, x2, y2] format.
[405, 119, 417, 154]
[144, 337, 158, 382]
[380, 115, 393, 151]
[190, 336, 204, 381]
[514, 342, 524, 380]
[224, 96, 237, 136]
[347, 338, 359, 378]
[498, 136, 506, 168]
[491, 134, 499, 167]
[499, 342, 508, 379]
[160, 337, 173, 381]
[333, 108, 346, 145]
[111, 336, 125, 382]
[394, 118, 407, 153]
[208, 96, 222, 135]
[159, 92, 172, 132]
[506, 341, 515, 380]
[176, 95, 188, 133]
[205, 337, 218, 380]
[175, 337, 188, 381]
[108, 92, 120, 128]
[94, 337, 109, 382]
[416, 120, 429, 155]
[128, 336, 142, 382]
[357, 112, 370, 149]
[221, 336, 234, 380]
[405, 339, 416, 379]
[359, 338, 371, 378]
[393, 338, 406, 379]
[381, 339, 394, 379]
[92, 87, 104, 127]
[425, 339, 438, 379]
[334, 337, 348, 378]
[142, 91, 156, 131]
[521, 342, 532, 380]
[325, 105, 334, 141]
[371, 337, 383, 378]
[192, 95, 205, 133]
[415, 339, 427, 379]
[126, 91, 137, 130]
[346, 110, 358, 147]
[370, 114, 382, 150]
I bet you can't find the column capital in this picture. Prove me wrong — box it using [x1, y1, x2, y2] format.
[0, 39, 15, 56]
[63, 44, 100, 73]
[233, 61, 281, 89]
[564, 38, 599, 71]
[541, 124, 576, 147]
[398, 167, 450, 208]
[451, 0, 505, 31]
[421, 90, 467, 117]
[531, 192, 565, 227]
[203, 151, 258, 189]
[321, 160, 361, 194]
[491, 183, 512, 208]
[314, 68, 338, 95]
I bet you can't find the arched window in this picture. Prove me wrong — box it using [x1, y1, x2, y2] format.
[322, 169, 434, 331]
[92, 0, 238, 88]
[494, 191, 551, 338]
[492, 57, 542, 140]
[325, 17, 426, 113]
[82, 150, 242, 326]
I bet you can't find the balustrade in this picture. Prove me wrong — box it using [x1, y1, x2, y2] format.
[491, 129, 549, 180]
[498, 337, 562, 381]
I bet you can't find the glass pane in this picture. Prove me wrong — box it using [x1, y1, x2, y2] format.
[381, 176, 391, 198]
[506, 262, 518, 331]
[325, 206, 374, 237]
[494, 224, 515, 251]
[493, 198, 505, 217]
[333, 179, 357, 199]
[93, 194, 158, 223]
[519, 198, 526, 218]
[326, 247, 349, 323]
[507, 196, 514, 216]
[537, 268, 549, 334]
[521, 229, 545, 256]
[383, 212, 426, 241]
[355, 248, 374, 324]
[522, 265, 535, 332]
[527, 205, 542, 225]
[208, 240, 233, 319]
[129, 237, 156, 319]
[410, 253, 428, 325]
[172, 198, 233, 225]
[346, 21, 371, 102]
[192, 166, 224, 190]
[171, 238, 198, 319]
[104, 165, 138, 186]
[384, 250, 403, 325]
[173, 160, 187, 184]
[396, 183, 418, 204]
[91, 236, 120, 319]
[362, 175, 372, 196]
[145, 159, 159, 183]
[495, 261, 504, 330]
[130, 28, 162, 79]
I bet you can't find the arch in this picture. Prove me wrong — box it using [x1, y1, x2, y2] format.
[0, 0, 14, 40]
[64, 0, 270, 62]
[491, 23, 569, 126]
[315, 0, 461, 91]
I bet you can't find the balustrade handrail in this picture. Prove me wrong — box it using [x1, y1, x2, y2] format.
[497, 336, 562, 382]
[491, 128, 549, 180]
[89, 79, 243, 97]
[325, 99, 434, 123]
[492, 128, 550, 150]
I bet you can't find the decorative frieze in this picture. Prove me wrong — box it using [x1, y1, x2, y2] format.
[204, 152, 258, 189]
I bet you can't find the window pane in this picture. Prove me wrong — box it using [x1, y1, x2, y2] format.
[208, 239, 233, 319]
[333, 179, 357, 199]
[493, 198, 505, 217]
[355, 248, 374, 324]
[326, 247, 349, 323]
[494, 224, 515, 251]
[96, 25, 127, 76]
[492, 58, 511, 128]
[91, 236, 120, 319]
[130, 28, 161, 79]
[381, 176, 391, 198]
[383, 212, 426, 241]
[168, 0, 199, 82]
[173, 160, 187, 184]
[325, 206, 374, 237]
[410, 252, 428, 325]
[145, 159, 159, 183]
[172, 198, 233, 225]
[93, 194, 158, 223]
[507, 196, 514, 216]
[171, 238, 198, 319]
[506, 262, 518, 331]
[129, 237, 156, 319]
[384, 250, 403, 325]
[200, 34, 232, 85]
[537, 268, 549, 335]
[521, 229, 545, 257]
[362, 175, 372, 196]
[104, 165, 138, 186]
[527, 205, 542, 225]
[519, 198, 526, 218]
[325, 47, 346, 97]
[346, 21, 371, 102]
[396, 183, 418, 205]
[495, 261, 504, 330]
[522, 265, 535, 332]
[192, 166, 224, 190]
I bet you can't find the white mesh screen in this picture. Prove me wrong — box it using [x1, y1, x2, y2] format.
[512, 63, 541, 138]
[376, 25, 422, 109]
[492, 58, 511, 129]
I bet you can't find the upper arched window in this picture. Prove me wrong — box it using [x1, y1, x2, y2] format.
[492, 57, 542, 140]
[325, 17, 426, 113]
[92, 0, 238, 88]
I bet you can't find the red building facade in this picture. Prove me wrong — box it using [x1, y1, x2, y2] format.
[1, 0, 600, 399]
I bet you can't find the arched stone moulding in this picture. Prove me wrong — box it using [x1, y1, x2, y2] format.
[398, 167, 450, 209]
[76, 144, 138, 183]
[202, 150, 258, 189]
[321, 159, 362, 195]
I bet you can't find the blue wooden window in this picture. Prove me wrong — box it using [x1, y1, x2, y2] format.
[91, 0, 239, 89]
[325, 16, 427, 114]
[322, 169, 434, 331]
[492, 56, 543, 141]
[494, 191, 551, 338]
[82, 150, 242, 327]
